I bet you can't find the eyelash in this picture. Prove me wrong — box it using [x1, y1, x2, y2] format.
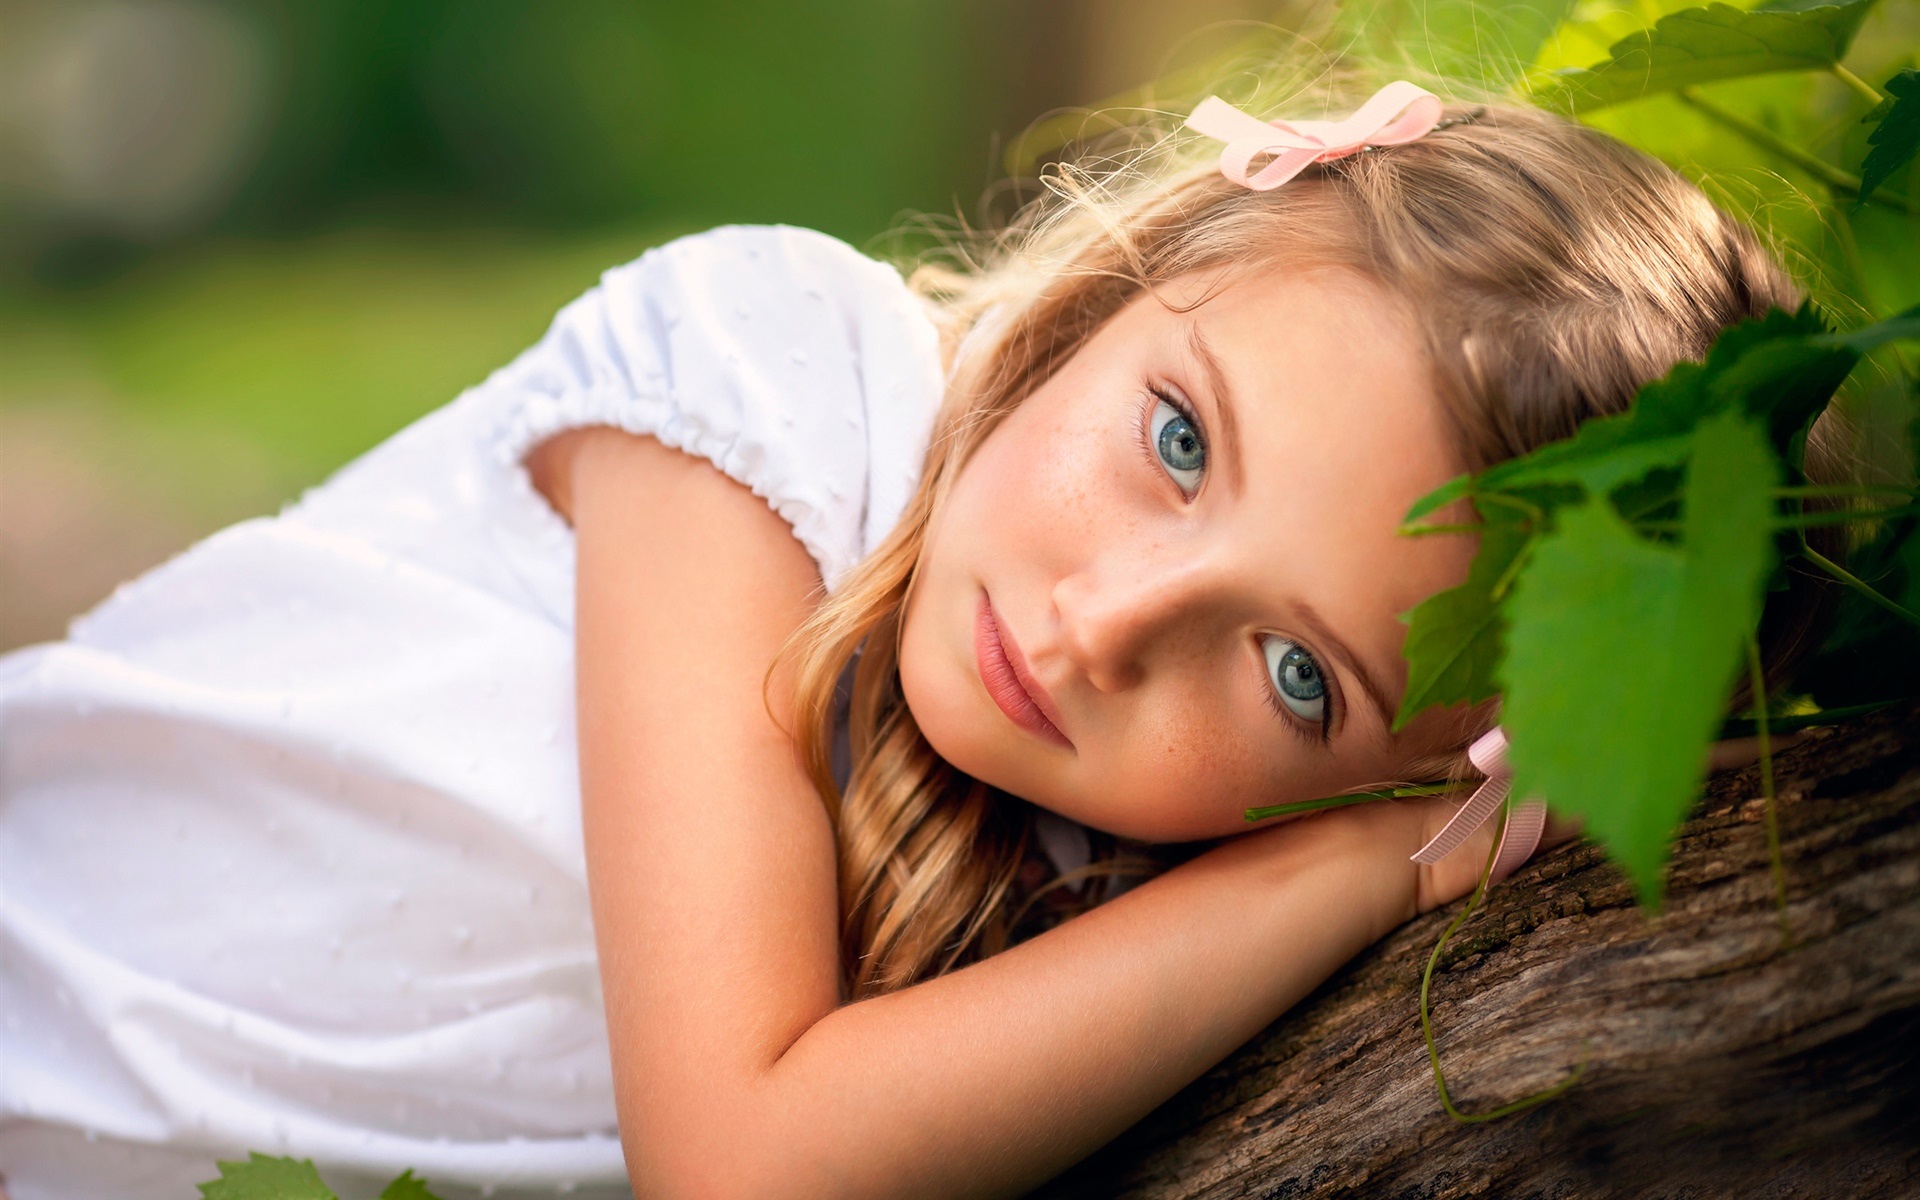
[1260, 656, 1337, 744]
[1132, 382, 1338, 743]
[1134, 382, 1202, 495]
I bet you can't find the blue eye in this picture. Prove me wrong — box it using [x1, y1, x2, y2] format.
[1149, 397, 1205, 494]
[1263, 637, 1327, 723]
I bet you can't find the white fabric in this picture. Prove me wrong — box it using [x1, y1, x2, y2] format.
[0, 225, 945, 1198]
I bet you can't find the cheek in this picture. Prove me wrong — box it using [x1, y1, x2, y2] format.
[962, 391, 1120, 542]
[1073, 689, 1279, 841]
[897, 604, 961, 758]
[896, 509, 974, 752]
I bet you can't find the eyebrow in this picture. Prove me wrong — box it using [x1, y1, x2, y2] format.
[1289, 597, 1398, 738]
[1186, 324, 1244, 494]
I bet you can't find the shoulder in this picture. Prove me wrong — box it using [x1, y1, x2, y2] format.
[582, 224, 938, 383]
[488, 226, 946, 590]
[591, 225, 941, 385]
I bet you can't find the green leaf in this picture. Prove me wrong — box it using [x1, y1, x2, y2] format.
[379, 1169, 447, 1200]
[1796, 385, 1920, 708]
[1403, 472, 1475, 525]
[1501, 411, 1778, 906]
[197, 1153, 338, 1200]
[1401, 305, 1855, 529]
[1530, 0, 1708, 76]
[1852, 72, 1913, 200]
[1394, 521, 1530, 730]
[1485, 433, 1697, 507]
[1534, 0, 1879, 113]
[1490, 305, 1849, 488]
[1822, 301, 1920, 354]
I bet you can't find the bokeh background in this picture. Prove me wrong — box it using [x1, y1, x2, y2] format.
[0, 0, 1296, 648]
[3, 0, 1916, 649]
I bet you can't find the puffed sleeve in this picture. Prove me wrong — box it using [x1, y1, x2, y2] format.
[485, 224, 945, 589]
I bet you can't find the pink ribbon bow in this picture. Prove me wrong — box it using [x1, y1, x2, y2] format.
[1411, 727, 1548, 882]
[1184, 81, 1444, 191]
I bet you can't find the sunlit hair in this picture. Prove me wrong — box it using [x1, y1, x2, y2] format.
[783, 83, 1833, 998]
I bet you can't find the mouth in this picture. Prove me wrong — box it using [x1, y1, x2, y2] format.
[975, 593, 1072, 749]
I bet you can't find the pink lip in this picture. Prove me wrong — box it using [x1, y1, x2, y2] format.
[975, 594, 1072, 748]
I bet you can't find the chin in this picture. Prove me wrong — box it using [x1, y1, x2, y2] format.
[897, 644, 999, 781]
[898, 628, 1236, 844]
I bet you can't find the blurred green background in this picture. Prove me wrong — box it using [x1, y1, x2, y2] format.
[2, 0, 1915, 649]
[2, 0, 1304, 646]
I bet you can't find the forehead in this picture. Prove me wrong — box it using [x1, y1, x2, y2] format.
[1150, 263, 1461, 508]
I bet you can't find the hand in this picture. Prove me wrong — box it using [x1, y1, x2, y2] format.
[1274, 791, 1580, 930]
[1301, 730, 1768, 923]
[1403, 730, 1772, 914]
[1407, 794, 1583, 914]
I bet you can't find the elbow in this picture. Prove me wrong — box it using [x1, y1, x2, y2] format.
[620, 1109, 853, 1200]
[625, 1156, 753, 1200]
[626, 1147, 849, 1200]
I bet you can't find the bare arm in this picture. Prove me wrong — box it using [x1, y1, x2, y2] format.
[538, 426, 1477, 1199]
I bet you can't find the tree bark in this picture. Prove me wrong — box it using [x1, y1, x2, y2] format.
[1037, 705, 1920, 1200]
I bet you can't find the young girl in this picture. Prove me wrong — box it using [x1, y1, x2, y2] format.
[0, 79, 1822, 1199]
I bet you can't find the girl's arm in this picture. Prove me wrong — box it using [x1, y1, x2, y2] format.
[540, 426, 1476, 1200]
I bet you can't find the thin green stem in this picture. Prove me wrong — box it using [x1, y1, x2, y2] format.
[1744, 636, 1792, 947]
[1490, 534, 1538, 603]
[1829, 205, 1884, 322]
[1421, 805, 1588, 1122]
[1245, 783, 1456, 822]
[1799, 542, 1920, 628]
[1399, 522, 1486, 538]
[1633, 508, 1920, 532]
[1826, 205, 1912, 386]
[1774, 484, 1918, 499]
[1675, 88, 1918, 216]
[1474, 490, 1546, 526]
[1776, 505, 1920, 529]
[1831, 63, 1886, 108]
[1719, 699, 1901, 740]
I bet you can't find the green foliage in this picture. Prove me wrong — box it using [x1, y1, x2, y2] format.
[198, 1154, 336, 1200]
[1393, 521, 1528, 729]
[1533, 0, 1879, 111]
[0, 226, 674, 521]
[1800, 505, 1920, 703]
[1343, 0, 1580, 88]
[1858, 69, 1920, 206]
[197, 1154, 444, 1200]
[1406, 306, 1853, 527]
[1396, 300, 1920, 903]
[378, 1170, 446, 1200]
[1502, 412, 1778, 904]
[1395, 305, 1872, 742]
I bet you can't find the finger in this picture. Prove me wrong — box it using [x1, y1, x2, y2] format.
[1707, 730, 1805, 771]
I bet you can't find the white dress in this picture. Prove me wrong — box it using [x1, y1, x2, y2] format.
[0, 226, 949, 1199]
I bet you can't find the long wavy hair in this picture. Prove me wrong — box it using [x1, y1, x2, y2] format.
[780, 82, 1833, 999]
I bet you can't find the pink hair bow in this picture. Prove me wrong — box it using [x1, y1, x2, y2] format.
[1185, 81, 1444, 191]
[1411, 727, 1548, 882]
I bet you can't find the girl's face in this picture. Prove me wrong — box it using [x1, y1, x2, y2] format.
[898, 265, 1476, 843]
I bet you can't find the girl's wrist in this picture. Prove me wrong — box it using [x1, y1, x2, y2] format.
[1238, 808, 1423, 940]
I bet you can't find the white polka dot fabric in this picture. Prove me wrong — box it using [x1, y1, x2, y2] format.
[0, 227, 944, 1198]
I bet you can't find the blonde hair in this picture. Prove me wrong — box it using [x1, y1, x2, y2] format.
[783, 88, 1826, 998]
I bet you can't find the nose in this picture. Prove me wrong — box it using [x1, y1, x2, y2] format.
[1051, 549, 1222, 693]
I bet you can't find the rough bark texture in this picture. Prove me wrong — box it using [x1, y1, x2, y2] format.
[1037, 706, 1920, 1200]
